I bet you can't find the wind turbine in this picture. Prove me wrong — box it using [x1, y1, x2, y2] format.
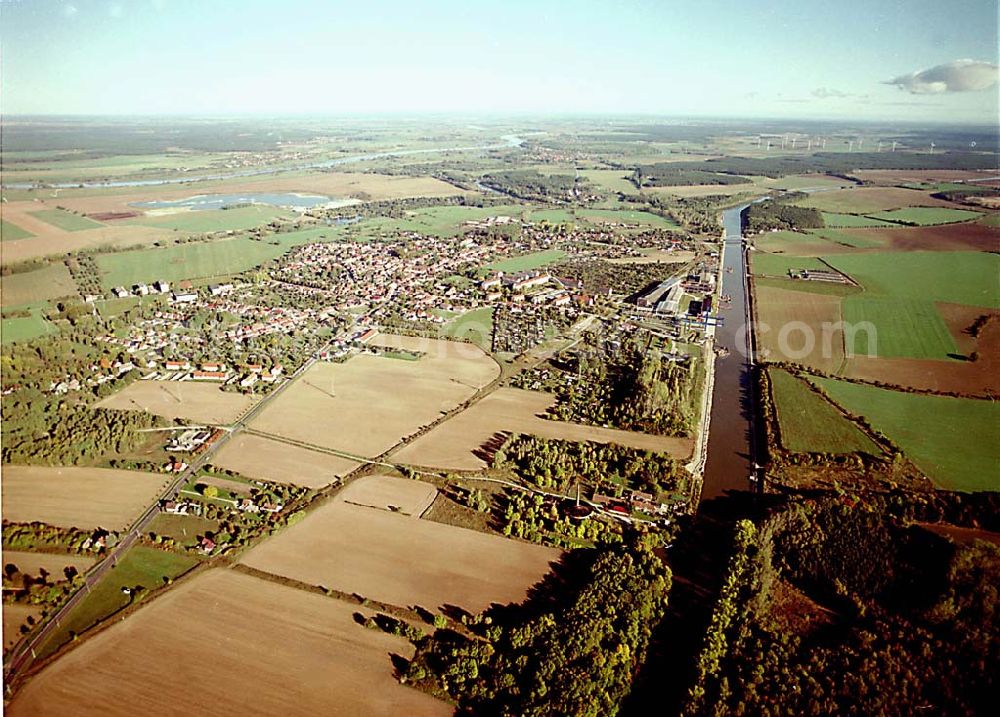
[877, 141, 883, 152]
[891, 141, 897, 152]
[929, 142, 936, 153]
[791, 137, 797, 149]
[848, 140, 854, 152]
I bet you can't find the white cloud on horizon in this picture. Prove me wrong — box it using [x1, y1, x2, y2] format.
[886, 59, 999, 94]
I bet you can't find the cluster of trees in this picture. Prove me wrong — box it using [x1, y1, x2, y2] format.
[494, 435, 686, 496]
[405, 538, 671, 716]
[478, 171, 592, 202]
[548, 260, 674, 298]
[2, 523, 108, 555]
[744, 201, 824, 232]
[547, 345, 697, 438]
[629, 165, 749, 188]
[3, 560, 85, 610]
[499, 490, 620, 549]
[681, 494, 1000, 716]
[64, 254, 101, 297]
[619, 193, 730, 235]
[2, 401, 160, 465]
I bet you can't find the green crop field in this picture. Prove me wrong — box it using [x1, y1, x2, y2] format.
[1, 263, 78, 307]
[812, 377, 1000, 492]
[576, 169, 637, 194]
[488, 249, 567, 273]
[769, 368, 880, 454]
[754, 276, 861, 298]
[577, 208, 680, 228]
[95, 237, 295, 288]
[441, 306, 494, 349]
[1, 309, 57, 344]
[841, 296, 957, 359]
[28, 209, 104, 232]
[866, 207, 982, 226]
[37, 546, 197, 658]
[980, 213, 1000, 227]
[824, 251, 1000, 308]
[751, 253, 830, 277]
[1, 219, 34, 241]
[821, 212, 896, 228]
[805, 228, 884, 248]
[127, 205, 296, 233]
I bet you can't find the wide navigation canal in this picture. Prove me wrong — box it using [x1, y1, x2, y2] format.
[700, 204, 757, 501]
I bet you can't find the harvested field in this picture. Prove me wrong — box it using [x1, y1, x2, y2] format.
[211, 434, 360, 488]
[0, 226, 170, 265]
[3, 604, 41, 649]
[1, 551, 96, 579]
[795, 186, 956, 214]
[7, 569, 450, 717]
[753, 283, 845, 373]
[242, 490, 560, 614]
[396, 387, 693, 471]
[1, 466, 168, 530]
[338, 474, 438, 516]
[97, 380, 258, 424]
[250, 334, 499, 458]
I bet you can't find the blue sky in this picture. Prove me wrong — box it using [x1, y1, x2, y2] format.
[2, 0, 997, 121]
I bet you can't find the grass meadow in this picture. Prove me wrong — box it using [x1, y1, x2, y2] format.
[813, 377, 1000, 492]
[769, 368, 880, 454]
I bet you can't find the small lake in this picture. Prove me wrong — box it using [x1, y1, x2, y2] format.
[131, 192, 336, 211]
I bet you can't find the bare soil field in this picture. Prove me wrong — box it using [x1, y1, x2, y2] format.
[3, 604, 41, 649]
[7, 569, 451, 717]
[851, 169, 994, 185]
[795, 186, 957, 214]
[396, 387, 693, 471]
[250, 334, 499, 458]
[866, 222, 1000, 252]
[97, 380, 259, 425]
[1, 551, 97, 578]
[937, 303, 999, 355]
[338, 474, 438, 517]
[211, 434, 360, 488]
[754, 283, 845, 373]
[841, 317, 1000, 395]
[1, 466, 168, 530]
[241, 491, 560, 614]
